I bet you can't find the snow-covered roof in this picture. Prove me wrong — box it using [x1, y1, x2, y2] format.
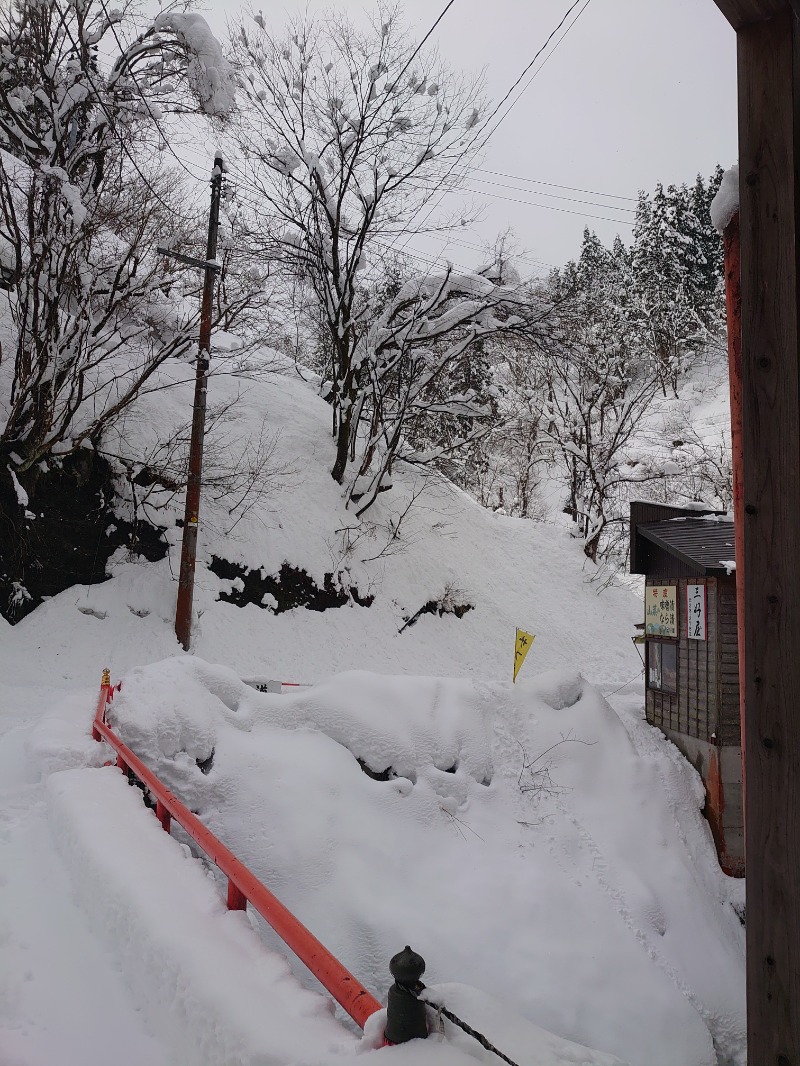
[637, 516, 736, 575]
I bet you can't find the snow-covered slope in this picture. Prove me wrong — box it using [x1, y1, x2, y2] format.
[1, 357, 644, 687]
[0, 358, 745, 1066]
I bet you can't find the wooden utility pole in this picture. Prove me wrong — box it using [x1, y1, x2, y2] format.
[173, 153, 224, 651]
[711, 2, 800, 1060]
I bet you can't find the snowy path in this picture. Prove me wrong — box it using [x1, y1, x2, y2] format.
[0, 705, 173, 1066]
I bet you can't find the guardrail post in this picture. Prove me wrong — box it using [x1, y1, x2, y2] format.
[227, 879, 247, 911]
[384, 946, 428, 1044]
[93, 668, 112, 740]
[155, 800, 171, 833]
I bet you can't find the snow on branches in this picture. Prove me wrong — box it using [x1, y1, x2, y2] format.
[226, 7, 499, 504]
[151, 12, 235, 117]
[344, 263, 555, 516]
[0, 0, 237, 479]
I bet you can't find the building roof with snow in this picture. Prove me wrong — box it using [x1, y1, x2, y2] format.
[630, 501, 735, 577]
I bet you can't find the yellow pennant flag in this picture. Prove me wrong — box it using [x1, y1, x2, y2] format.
[513, 628, 535, 683]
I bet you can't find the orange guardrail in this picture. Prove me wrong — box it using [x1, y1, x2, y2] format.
[91, 672, 382, 1030]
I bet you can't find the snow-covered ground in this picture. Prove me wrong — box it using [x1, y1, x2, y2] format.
[0, 360, 745, 1066]
[0, 690, 172, 1066]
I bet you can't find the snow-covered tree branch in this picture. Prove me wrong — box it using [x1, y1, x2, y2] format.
[348, 260, 553, 515]
[0, 0, 237, 477]
[226, 7, 494, 496]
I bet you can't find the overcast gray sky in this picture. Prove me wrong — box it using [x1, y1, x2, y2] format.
[201, 0, 737, 273]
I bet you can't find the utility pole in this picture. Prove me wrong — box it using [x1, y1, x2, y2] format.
[170, 153, 224, 651]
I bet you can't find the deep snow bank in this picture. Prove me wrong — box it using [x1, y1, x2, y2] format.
[101, 656, 745, 1066]
[46, 766, 356, 1066]
[40, 713, 632, 1066]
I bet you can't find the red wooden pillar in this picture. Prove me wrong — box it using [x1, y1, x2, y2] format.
[712, 1, 800, 1058]
[722, 211, 746, 807]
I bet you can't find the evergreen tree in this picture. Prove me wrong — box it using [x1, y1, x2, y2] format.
[690, 167, 725, 300]
[631, 182, 716, 393]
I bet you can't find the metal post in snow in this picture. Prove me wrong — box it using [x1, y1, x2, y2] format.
[384, 946, 428, 1045]
[174, 154, 224, 651]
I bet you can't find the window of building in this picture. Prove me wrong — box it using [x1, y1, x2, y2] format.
[648, 640, 677, 694]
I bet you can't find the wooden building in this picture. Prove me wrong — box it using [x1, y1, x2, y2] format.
[630, 501, 743, 875]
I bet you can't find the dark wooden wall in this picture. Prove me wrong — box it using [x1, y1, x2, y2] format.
[646, 577, 740, 747]
[638, 543, 711, 581]
[647, 577, 717, 740]
[718, 580, 741, 746]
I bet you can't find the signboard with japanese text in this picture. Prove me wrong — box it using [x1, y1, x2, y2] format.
[645, 585, 678, 637]
[686, 583, 707, 641]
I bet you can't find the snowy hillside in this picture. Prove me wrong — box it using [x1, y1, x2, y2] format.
[2, 355, 646, 685]
[0, 357, 745, 1066]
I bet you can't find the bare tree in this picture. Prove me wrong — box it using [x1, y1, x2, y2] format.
[227, 6, 489, 489]
[663, 409, 733, 510]
[538, 318, 667, 563]
[208, 195, 278, 348]
[104, 396, 295, 539]
[479, 333, 550, 517]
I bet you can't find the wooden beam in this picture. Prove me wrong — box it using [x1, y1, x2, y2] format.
[712, 0, 790, 29]
[737, 8, 800, 1061]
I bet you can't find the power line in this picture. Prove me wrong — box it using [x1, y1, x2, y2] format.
[404, 173, 635, 222]
[219, 3, 609, 272]
[212, 2, 618, 271]
[389, 0, 458, 93]
[428, 232, 555, 269]
[390, 0, 594, 260]
[471, 175, 636, 213]
[475, 167, 637, 203]
[221, 156, 628, 268]
[207, 181, 546, 275]
[411, 176, 635, 226]
[202, 142, 636, 209]
[461, 184, 634, 226]
[374, 239, 545, 286]
[193, 2, 621, 249]
[377, 241, 466, 273]
[215, 181, 460, 271]
[477, 0, 592, 142]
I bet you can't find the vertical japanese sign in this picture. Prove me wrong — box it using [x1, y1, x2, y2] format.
[645, 585, 678, 637]
[686, 583, 707, 641]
